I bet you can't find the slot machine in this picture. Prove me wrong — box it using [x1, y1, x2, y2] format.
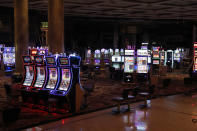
[85, 49, 92, 65]
[120, 49, 125, 69]
[104, 49, 110, 65]
[193, 43, 197, 72]
[174, 48, 181, 62]
[0, 44, 4, 70]
[3, 47, 15, 72]
[124, 49, 135, 82]
[112, 49, 121, 70]
[137, 49, 148, 74]
[160, 50, 167, 66]
[50, 55, 84, 112]
[32, 55, 46, 89]
[152, 47, 160, 65]
[50, 56, 71, 96]
[148, 50, 152, 65]
[21, 55, 35, 89]
[94, 49, 101, 69]
[44, 56, 59, 90]
[166, 50, 174, 69]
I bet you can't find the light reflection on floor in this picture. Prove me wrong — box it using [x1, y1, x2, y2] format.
[24, 94, 197, 131]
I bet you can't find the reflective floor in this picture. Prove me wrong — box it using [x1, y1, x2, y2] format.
[24, 94, 197, 131]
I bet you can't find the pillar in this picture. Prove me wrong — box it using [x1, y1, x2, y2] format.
[113, 24, 118, 48]
[193, 25, 196, 43]
[14, 0, 29, 73]
[48, 0, 64, 54]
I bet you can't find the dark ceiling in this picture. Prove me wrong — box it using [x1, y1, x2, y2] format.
[0, 0, 197, 20]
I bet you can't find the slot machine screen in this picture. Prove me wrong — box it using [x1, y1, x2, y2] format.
[23, 66, 34, 86]
[46, 68, 58, 89]
[113, 63, 120, 70]
[124, 57, 134, 73]
[94, 59, 100, 64]
[35, 56, 44, 64]
[58, 69, 71, 91]
[46, 57, 55, 65]
[23, 56, 31, 63]
[59, 57, 69, 65]
[104, 59, 110, 64]
[153, 60, 159, 65]
[34, 67, 45, 88]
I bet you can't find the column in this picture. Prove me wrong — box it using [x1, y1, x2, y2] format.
[14, 0, 29, 73]
[193, 25, 196, 43]
[113, 24, 118, 48]
[48, 0, 64, 54]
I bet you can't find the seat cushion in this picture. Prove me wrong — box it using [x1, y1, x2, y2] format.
[112, 97, 124, 101]
[139, 92, 149, 96]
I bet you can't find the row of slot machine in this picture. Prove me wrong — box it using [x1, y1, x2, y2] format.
[21, 47, 83, 112]
[0, 44, 15, 71]
[84, 43, 187, 73]
[193, 42, 197, 73]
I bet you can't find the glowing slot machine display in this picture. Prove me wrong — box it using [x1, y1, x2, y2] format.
[3, 47, 15, 71]
[112, 49, 121, 70]
[33, 56, 46, 88]
[85, 49, 92, 65]
[152, 47, 160, 65]
[124, 50, 135, 73]
[104, 49, 110, 65]
[137, 49, 148, 73]
[193, 43, 197, 72]
[159, 50, 166, 66]
[22, 56, 35, 87]
[94, 49, 101, 67]
[45, 56, 59, 90]
[174, 48, 181, 62]
[56, 57, 71, 94]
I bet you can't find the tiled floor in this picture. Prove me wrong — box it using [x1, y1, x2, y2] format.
[24, 94, 197, 131]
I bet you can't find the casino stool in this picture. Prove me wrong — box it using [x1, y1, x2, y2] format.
[138, 85, 155, 109]
[112, 88, 136, 113]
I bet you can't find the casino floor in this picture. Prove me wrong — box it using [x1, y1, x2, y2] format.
[24, 94, 197, 131]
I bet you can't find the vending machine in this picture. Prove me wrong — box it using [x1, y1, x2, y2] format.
[160, 50, 166, 66]
[32, 55, 46, 89]
[44, 56, 59, 90]
[85, 49, 92, 65]
[137, 49, 148, 73]
[124, 49, 135, 82]
[94, 49, 101, 68]
[193, 43, 197, 72]
[3, 47, 15, 71]
[166, 50, 174, 69]
[112, 49, 121, 70]
[21, 55, 35, 89]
